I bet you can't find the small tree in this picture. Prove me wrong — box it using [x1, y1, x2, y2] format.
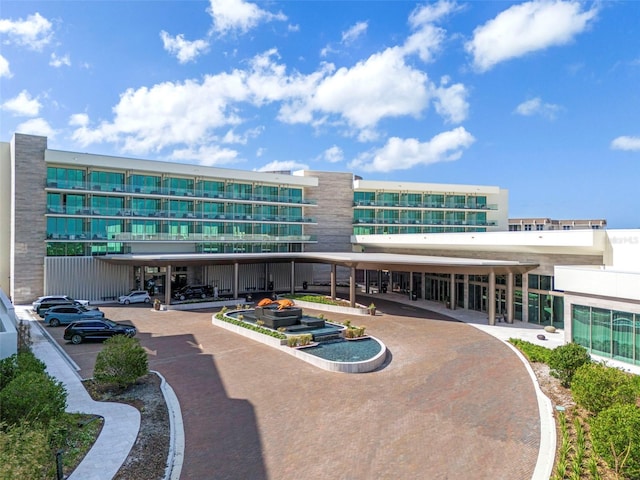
[0, 371, 67, 427]
[548, 342, 591, 387]
[571, 362, 638, 415]
[590, 404, 640, 478]
[93, 335, 149, 389]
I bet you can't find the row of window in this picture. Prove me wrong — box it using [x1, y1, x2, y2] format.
[46, 167, 310, 204]
[353, 226, 488, 235]
[353, 191, 491, 210]
[353, 210, 490, 226]
[47, 241, 303, 257]
[573, 305, 640, 365]
[46, 217, 309, 240]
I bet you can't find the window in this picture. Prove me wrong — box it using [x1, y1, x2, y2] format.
[536, 224, 544, 231]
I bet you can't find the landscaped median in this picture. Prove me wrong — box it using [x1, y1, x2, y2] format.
[211, 309, 387, 373]
[279, 294, 371, 315]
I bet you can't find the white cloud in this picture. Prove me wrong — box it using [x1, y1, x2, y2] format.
[69, 113, 90, 127]
[1, 90, 42, 116]
[320, 145, 344, 164]
[160, 31, 209, 63]
[15, 117, 56, 138]
[408, 0, 460, 27]
[281, 47, 430, 133]
[0, 12, 53, 50]
[403, 0, 461, 63]
[432, 77, 469, 124]
[0, 54, 11, 78]
[49, 52, 71, 68]
[611, 136, 640, 152]
[257, 160, 308, 172]
[349, 127, 475, 172]
[515, 97, 562, 120]
[208, 0, 286, 36]
[170, 144, 240, 166]
[466, 0, 598, 72]
[342, 22, 368, 45]
[221, 126, 263, 144]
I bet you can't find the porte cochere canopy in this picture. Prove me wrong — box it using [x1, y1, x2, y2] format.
[99, 251, 537, 325]
[99, 251, 538, 276]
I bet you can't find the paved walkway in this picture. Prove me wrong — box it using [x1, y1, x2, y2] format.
[16, 291, 579, 479]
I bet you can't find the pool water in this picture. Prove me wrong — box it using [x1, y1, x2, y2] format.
[303, 338, 382, 362]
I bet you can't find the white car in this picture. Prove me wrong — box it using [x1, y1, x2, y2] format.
[118, 290, 151, 305]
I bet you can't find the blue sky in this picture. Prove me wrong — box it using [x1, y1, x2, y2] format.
[1, 0, 639, 227]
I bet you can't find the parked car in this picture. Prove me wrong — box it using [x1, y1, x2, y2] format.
[63, 319, 137, 345]
[33, 295, 90, 317]
[44, 305, 104, 327]
[118, 290, 151, 304]
[173, 285, 213, 301]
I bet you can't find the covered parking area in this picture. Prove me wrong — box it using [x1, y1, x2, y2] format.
[100, 252, 537, 325]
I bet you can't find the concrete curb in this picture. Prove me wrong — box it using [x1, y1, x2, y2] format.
[156, 370, 184, 480]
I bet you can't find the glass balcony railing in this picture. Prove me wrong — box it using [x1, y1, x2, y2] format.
[46, 180, 316, 205]
[352, 218, 497, 227]
[353, 201, 497, 210]
[46, 206, 316, 223]
[47, 232, 316, 243]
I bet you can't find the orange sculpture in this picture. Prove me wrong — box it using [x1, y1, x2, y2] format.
[256, 298, 295, 310]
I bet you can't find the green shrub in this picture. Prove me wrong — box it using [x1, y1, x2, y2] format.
[548, 343, 591, 387]
[93, 336, 148, 389]
[0, 351, 46, 391]
[0, 421, 52, 479]
[508, 338, 552, 363]
[0, 371, 67, 427]
[590, 404, 640, 478]
[572, 362, 638, 415]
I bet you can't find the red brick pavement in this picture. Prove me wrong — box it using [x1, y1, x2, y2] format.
[54, 298, 540, 480]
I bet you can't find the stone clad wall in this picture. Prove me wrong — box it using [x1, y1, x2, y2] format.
[11, 134, 47, 303]
[300, 171, 355, 284]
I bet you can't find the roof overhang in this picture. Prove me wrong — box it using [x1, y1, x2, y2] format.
[353, 230, 608, 255]
[98, 251, 538, 275]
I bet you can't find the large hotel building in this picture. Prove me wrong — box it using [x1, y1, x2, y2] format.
[2, 133, 640, 367]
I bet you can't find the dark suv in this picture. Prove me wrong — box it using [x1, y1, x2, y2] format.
[63, 319, 137, 344]
[173, 285, 213, 301]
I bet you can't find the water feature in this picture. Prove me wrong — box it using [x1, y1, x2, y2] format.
[222, 308, 387, 372]
[302, 338, 382, 362]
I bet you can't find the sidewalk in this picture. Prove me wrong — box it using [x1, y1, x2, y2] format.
[17, 306, 140, 480]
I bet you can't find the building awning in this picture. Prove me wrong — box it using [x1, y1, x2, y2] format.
[98, 251, 538, 275]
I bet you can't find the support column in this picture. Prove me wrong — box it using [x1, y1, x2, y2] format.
[463, 275, 469, 310]
[330, 264, 337, 300]
[522, 273, 529, 323]
[507, 272, 514, 323]
[421, 273, 426, 300]
[488, 271, 496, 326]
[449, 273, 456, 310]
[349, 267, 356, 307]
[165, 264, 172, 306]
[409, 272, 414, 297]
[290, 261, 295, 295]
[233, 262, 239, 300]
[365, 269, 369, 294]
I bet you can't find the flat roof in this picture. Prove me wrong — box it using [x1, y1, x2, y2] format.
[99, 251, 538, 275]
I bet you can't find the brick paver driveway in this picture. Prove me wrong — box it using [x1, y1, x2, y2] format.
[52, 296, 540, 480]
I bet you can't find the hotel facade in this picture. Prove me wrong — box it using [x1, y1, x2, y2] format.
[2, 133, 640, 367]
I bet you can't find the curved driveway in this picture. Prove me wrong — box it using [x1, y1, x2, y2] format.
[63, 296, 540, 480]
